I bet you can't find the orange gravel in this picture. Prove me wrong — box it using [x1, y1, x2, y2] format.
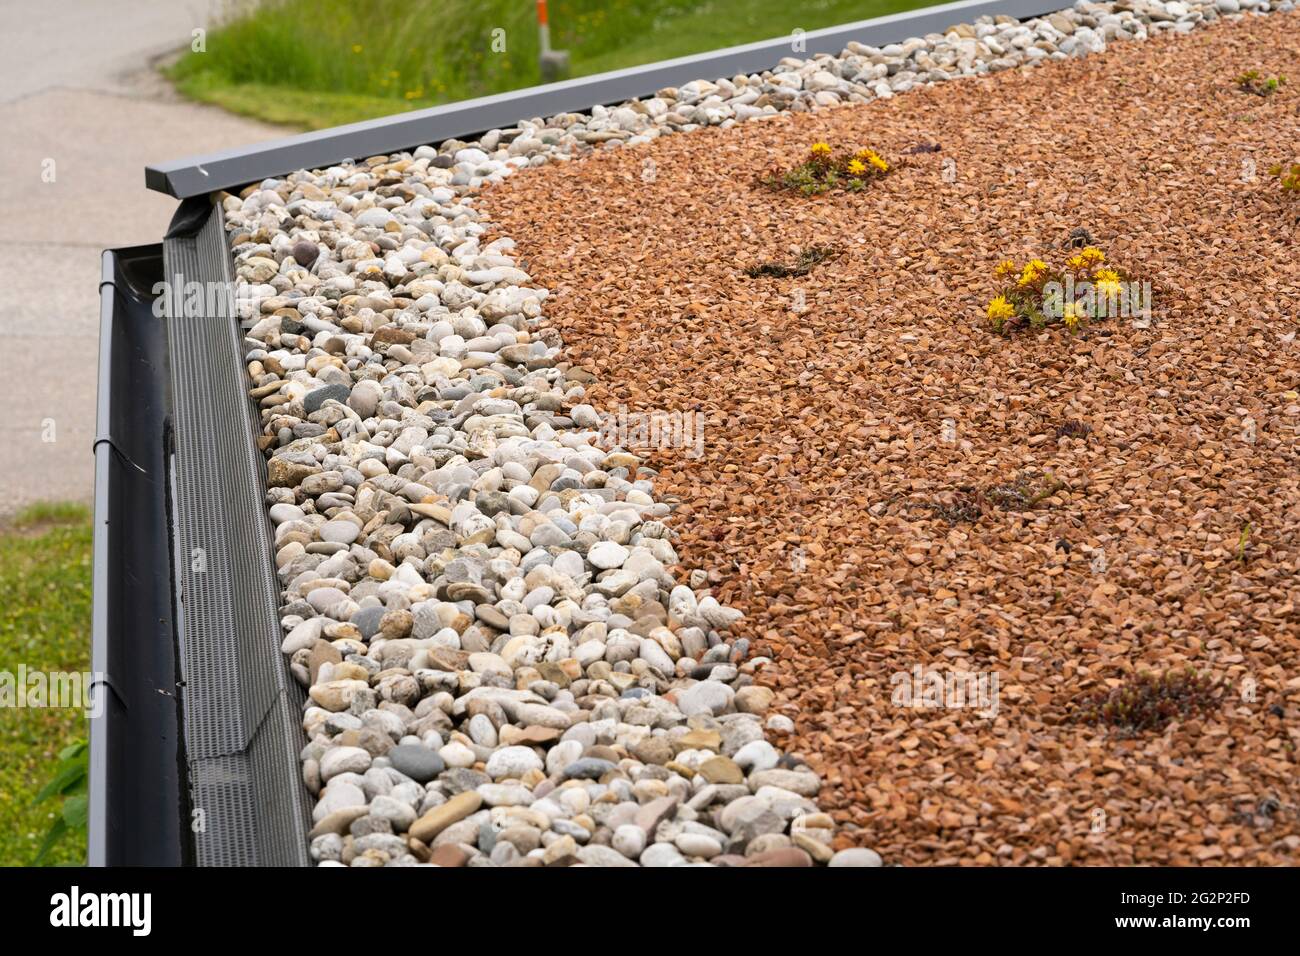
[485, 14, 1300, 865]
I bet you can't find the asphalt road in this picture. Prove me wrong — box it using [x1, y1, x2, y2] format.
[0, 0, 285, 519]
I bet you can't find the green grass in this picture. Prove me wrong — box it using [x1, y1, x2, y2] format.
[169, 0, 943, 130]
[0, 503, 93, 866]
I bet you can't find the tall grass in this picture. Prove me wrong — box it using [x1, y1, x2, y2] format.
[170, 0, 938, 129]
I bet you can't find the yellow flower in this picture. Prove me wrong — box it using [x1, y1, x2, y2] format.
[1080, 246, 1106, 266]
[1017, 259, 1048, 287]
[1062, 303, 1083, 331]
[1095, 276, 1124, 298]
[994, 259, 1017, 279]
[854, 148, 888, 172]
[810, 142, 832, 157]
[846, 158, 867, 176]
[986, 295, 1016, 323]
[1092, 268, 1123, 303]
[352, 44, 363, 53]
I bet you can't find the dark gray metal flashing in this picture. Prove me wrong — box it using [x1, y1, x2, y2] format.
[163, 200, 312, 866]
[146, 0, 1058, 198]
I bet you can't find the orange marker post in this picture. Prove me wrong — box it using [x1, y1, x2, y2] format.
[537, 0, 552, 55]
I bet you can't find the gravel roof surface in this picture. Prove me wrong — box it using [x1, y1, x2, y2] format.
[486, 13, 1300, 864]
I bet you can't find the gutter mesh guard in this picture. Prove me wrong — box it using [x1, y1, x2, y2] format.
[164, 203, 311, 866]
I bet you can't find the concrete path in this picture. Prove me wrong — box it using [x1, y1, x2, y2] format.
[0, 0, 287, 519]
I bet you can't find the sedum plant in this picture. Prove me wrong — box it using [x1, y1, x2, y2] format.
[1268, 162, 1300, 193]
[762, 142, 893, 196]
[1075, 668, 1219, 737]
[984, 246, 1150, 335]
[1236, 69, 1286, 96]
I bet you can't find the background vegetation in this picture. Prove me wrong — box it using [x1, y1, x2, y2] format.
[169, 0, 938, 129]
[0, 504, 93, 865]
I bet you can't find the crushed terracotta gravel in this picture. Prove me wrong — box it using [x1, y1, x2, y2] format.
[485, 14, 1300, 865]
